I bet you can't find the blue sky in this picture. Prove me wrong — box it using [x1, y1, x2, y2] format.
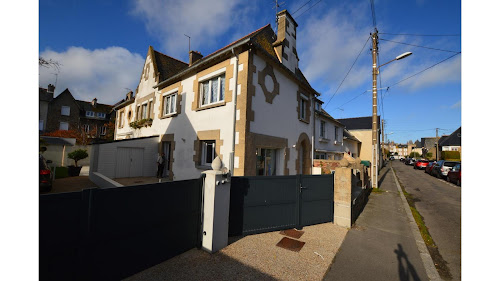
[39, 0, 461, 144]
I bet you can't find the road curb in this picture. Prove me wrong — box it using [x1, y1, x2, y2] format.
[390, 167, 442, 281]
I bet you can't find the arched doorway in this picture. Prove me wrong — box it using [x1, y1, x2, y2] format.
[295, 133, 311, 175]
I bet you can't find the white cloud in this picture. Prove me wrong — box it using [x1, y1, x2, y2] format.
[450, 100, 461, 109]
[131, 0, 255, 58]
[39, 46, 144, 105]
[399, 55, 461, 91]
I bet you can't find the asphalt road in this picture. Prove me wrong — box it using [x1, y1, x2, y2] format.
[391, 160, 461, 281]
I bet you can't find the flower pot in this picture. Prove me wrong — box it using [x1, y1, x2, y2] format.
[67, 166, 82, 177]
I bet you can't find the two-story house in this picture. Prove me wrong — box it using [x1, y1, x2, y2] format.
[337, 116, 382, 167]
[111, 10, 322, 181]
[313, 100, 346, 160]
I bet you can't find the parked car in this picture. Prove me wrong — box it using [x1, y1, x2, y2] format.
[432, 160, 460, 179]
[389, 156, 395, 161]
[447, 163, 461, 186]
[414, 160, 429, 170]
[400, 157, 406, 162]
[405, 158, 416, 165]
[425, 161, 437, 174]
[39, 154, 53, 192]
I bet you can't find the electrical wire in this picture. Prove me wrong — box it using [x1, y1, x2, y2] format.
[292, 0, 314, 15]
[295, 0, 322, 19]
[379, 32, 461, 37]
[335, 90, 369, 109]
[387, 52, 461, 88]
[324, 35, 371, 109]
[379, 38, 461, 53]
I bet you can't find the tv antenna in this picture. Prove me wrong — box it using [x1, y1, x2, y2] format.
[273, 0, 285, 33]
[51, 72, 59, 89]
[184, 34, 191, 52]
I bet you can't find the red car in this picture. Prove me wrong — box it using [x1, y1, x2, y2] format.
[425, 162, 437, 174]
[414, 160, 429, 170]
[447, 163, 461, 186]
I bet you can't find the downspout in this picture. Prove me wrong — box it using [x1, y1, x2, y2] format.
[311, 109, 315, 174]
[230, 48, 239, 175]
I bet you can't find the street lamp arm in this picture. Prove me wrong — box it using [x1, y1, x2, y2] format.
[377, 52, 413, 69]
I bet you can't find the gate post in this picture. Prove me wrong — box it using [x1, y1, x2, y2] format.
[201, 157, 231, 253]
[334, 158, 352, 228]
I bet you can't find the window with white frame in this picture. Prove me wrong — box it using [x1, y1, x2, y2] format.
[141, 103, 148, 119]
[59, 122, 69, 130]
[200, 74, 225, 106]
[320, 120, 326, 138]
[86, 111, 95, 117]
[163, 93, 177, 116]
[300, 98, 307, 120]
[97, 112, 106, 118]
[100, 126, 106, 136]
[201, 140, 216, 166]
[83, 124, 90, 134]
[61, 106, 70, 116]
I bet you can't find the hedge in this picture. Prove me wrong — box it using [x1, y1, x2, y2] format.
[441, 151, 461, 160]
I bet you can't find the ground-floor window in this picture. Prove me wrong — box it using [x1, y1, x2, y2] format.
[201, 140, 216, 166]
[256, 148, 277, 176]
[315, 153, 327, 160]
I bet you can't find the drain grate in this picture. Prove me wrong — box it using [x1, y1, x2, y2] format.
[279, 229, 304, 239]
[276, 237, 305, 252]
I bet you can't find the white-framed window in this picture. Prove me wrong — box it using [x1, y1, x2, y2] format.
[83, 124, 90, 134]
[320, 120, 326, 138]
[39, 120, 44, 131]
[59, 122, 69, 130]
[97, 112, 106, 118]
[61, 106, 70, 116]
[141, 103, 148, 119]
[86, 111, 95, 117]
[300, 98, 307, 120]
[100, 126, 106, 136]
[119, 111, 124, 127]
[201, 140, 216, 166]
[163, 93, 177, 116]
[200, 74, 225, 106]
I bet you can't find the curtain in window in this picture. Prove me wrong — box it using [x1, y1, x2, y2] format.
[220, 75, 225, 100]
[170, 95, 176, 113]
[202, 82, 209, 105]
[210, 77, 218, 103]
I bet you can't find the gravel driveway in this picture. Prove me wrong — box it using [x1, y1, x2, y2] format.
[124, 223, 348, 281]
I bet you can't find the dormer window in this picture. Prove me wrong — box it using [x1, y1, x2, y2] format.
[97, 112, 106, 118]
[86, 111, 95, 117]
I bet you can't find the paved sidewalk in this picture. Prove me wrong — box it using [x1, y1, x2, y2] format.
[323, 165, 438, 281]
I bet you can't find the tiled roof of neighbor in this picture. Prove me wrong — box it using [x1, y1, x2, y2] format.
[440, 127, 461, 146]
[337, 116, 380, 130]
[40, 136, 75, 146]
[317, 109, 345, 127]
[39, 87, 53, 102]
[76, 100, 114, 114]
[153, 50, 189, 83]
[343, 129, 360, 142]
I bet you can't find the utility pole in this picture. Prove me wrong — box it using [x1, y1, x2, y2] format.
[436, 128, 439, 161]
[371, 29, 379, 189]
[381, 119, 385, 162]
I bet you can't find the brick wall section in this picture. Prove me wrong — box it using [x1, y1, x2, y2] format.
[46, 90, 81, 132]
[313, 160, 341, 174]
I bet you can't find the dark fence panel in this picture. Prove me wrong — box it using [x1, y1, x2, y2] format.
[229, 176, 298, 236]
[300, 174, 334, 227]
[39, 178, 203, 281]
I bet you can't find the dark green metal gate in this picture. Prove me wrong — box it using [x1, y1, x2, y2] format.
[228, 174, 334, 236]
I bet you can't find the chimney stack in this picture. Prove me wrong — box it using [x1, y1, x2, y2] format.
[92, 98, 97, 108]
[274, 10, 299, 73]
[126, 91, 133, 101]
[189, 50, 203, 66]
[47, 84, 55, 94]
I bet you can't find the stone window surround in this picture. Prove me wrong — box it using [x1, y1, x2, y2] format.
[191, 59, 234, 111]
[193, 129, 224, 169]
[297, 89, 311, 124]
[158, 83, 183, 119]
[198, 69, 226, 108]
[250, 133, 289, 176]
[134, 92, 156, 121]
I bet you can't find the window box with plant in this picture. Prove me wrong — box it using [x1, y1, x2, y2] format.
[129, 118, 153, 129]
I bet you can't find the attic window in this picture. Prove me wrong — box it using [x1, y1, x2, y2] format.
[97, 112, 106, 118]
[86, 111, 95, 117]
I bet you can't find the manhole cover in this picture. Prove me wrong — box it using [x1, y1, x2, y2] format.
[276, 237, 305, 252]
[279, 229, 304, 239]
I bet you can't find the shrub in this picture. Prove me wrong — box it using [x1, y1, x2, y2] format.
[68, 149, 89, 167]
[441, 151, 460, 160]
[409, 152, 421, 158]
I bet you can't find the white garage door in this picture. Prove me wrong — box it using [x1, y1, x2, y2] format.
[115, 147, 144, 178]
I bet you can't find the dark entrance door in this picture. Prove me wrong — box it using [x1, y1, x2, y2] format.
[228, 174, 334, 236]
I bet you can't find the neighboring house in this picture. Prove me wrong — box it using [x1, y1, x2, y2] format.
[440, 127, 461, 152]
[314, 101, 345, 160]
[111, 10, 322, 181]
[337, 116, 382, 166]
[43, 88, 115, 141]
[343, 129, 361, 158]
[421, 137, 440, 159]
[39, 84, 55, 132]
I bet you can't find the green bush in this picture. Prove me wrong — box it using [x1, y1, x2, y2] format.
[68, 149, 89, 167]
[409, 152, 421, 158]
[441, 151, 460, 160]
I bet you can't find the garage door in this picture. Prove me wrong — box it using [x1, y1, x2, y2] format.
[116, 147, 144, 178]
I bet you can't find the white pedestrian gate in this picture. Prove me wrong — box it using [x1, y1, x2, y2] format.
[115, 147, 144, 178]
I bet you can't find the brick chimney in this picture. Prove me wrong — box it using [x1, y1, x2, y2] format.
[126, 91, 133, 101]
[92, 98, 97, 108]
[47, 84, 55, 94]
[189, 50, 203, 66]
[274, 10, 299, 73]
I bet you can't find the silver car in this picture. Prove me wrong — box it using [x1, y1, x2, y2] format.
[432, 160, 460, 179]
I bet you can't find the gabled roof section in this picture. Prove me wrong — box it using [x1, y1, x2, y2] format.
[440, 127, 461, 146]
[153, 49, 189, 83]
[39, 87, 53, 102]
[76, 100, 113, 114]
[343, 129, 360, 143]
[337, 116, 380, 130]
[317, 109, 345, 127]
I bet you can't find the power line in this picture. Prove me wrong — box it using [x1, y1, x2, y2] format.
[379, 38, 461, 53]
[379, 32, 461, 37]
[335, 90, 369, 109]
[295, 0, 322, 19]
[324, 35, 371, 108]
[387, 52, 461, 88]
[291, 0, 313, 15]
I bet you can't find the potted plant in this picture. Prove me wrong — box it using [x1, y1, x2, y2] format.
[67, 149, 89, 176]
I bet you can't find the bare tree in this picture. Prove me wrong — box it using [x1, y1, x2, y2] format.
[39, 57, 61, 72]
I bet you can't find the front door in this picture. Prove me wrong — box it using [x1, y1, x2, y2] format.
[163, 142, 171, 177]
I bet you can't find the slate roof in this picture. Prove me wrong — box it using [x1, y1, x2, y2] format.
[440, 127, 461, 146]
[343, 129, 360, 142]
[317, 109, 345, 127]
[40, 136, 75, 146]
[76, 100, 113, 114]
[336, 116, 381, 130]
[153, 50, 189, 83]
